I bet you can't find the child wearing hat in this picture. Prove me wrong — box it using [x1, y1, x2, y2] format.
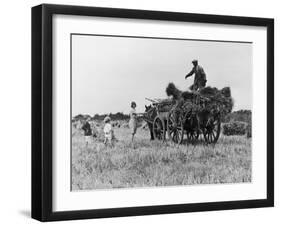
[103, 116, 114, 146]
[129, 101, 138, 142]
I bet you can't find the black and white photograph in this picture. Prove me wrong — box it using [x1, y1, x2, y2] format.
[29, 3, 274, 222]
[71, 34, 252, 190]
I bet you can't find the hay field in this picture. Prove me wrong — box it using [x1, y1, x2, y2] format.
[71, 124, 251, 190]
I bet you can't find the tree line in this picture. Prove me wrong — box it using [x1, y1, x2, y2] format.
[73, 112, 130, 121]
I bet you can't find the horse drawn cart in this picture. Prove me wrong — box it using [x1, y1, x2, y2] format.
[143, 84, 233, 145]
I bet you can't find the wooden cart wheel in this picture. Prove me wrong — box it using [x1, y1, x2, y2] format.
[203, 115, 221, 144]
[185, 112, 200, 144]
[152, 116, 166, 140]
[167, 111, 184, 144]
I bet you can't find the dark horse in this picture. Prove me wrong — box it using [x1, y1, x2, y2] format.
[143, 104, 158, 140]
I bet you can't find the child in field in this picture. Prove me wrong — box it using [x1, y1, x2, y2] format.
[129, 101, 138, 143]
[103, 116, 114, 146]
[81, 118, 92, 146]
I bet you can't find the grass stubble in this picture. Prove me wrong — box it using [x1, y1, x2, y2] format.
[72, 126, 251, 190]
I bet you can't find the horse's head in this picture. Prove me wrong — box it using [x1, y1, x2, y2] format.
[145, 105, 152, 112]
[143, 105, 156, 124]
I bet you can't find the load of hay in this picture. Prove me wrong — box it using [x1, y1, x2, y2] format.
[199, 86, 233, 116]
[165, 83, 233, 116]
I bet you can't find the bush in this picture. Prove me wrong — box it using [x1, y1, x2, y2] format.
[223, 110, 251, 123]
[223, 121, 247, 136]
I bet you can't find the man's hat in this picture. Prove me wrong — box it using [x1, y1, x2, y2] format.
[192, 59, 198, 63]
[131, 101, 137, 107]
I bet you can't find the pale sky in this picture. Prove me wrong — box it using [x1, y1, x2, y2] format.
[72, 34, 252, 116]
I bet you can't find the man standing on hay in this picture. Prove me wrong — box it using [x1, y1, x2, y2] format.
[185, 59, 207, 91]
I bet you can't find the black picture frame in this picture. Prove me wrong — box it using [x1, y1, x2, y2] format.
[32, 4, 274, 222]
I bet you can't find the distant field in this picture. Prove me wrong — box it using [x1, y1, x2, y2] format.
[71, 125, 251, 190]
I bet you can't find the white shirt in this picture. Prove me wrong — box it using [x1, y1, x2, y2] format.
[103, 123, 112, 135]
